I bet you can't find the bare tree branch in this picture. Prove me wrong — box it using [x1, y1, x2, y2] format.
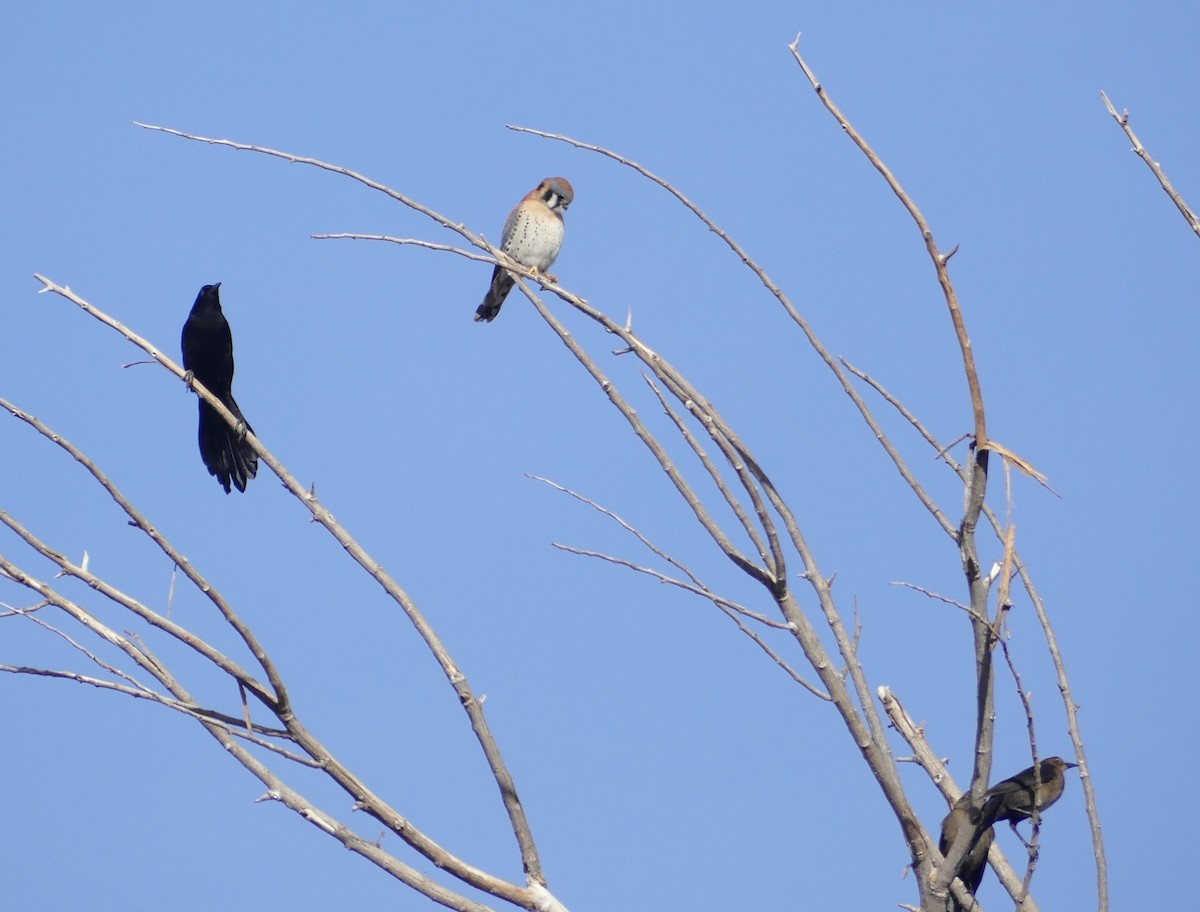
[22, 277, 548, 894]
[0, 662, 314, 764]
[787, 38, 986, 449]
[1100, 90, 1200, 238]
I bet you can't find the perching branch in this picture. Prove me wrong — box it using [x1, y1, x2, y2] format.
[878, 686, 1041, 912]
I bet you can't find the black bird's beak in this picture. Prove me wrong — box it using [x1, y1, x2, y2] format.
[1065, 762, 1079, 770]
[214, 281, 222, 290]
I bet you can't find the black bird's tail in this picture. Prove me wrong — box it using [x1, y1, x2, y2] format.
[475, 266, 514, 322]
[939, 794, 994, 912]
[197, 398, 258, 494]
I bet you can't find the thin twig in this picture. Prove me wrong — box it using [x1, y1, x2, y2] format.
[1100, 91, 1200, 238]
[0, 664, 315, 764]
[530, 474, 775, 623]
[998, 635, 1044, 901]
[890, 581, 982, 622]
[312, 234, 547, 278]
[549, 542, 779, 628]
[134, 123, 475, 239]
[11, 602, 159, 694]
[0, 598, 50, 618]
[552, 543, 827, 698]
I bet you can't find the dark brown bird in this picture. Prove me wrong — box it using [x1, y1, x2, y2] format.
[937, 757, 1074, 910]
[980, 756, 1077, 830]
[939, 793, 994, 912]
[181, 283, 258, 494]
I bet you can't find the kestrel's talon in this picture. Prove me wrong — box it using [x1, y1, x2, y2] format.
[474, 177, 573, 323]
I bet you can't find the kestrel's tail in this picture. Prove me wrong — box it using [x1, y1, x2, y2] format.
[475, 266, 514, 323]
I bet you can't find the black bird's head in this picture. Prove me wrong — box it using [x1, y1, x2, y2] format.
[192, 282, 223, 313]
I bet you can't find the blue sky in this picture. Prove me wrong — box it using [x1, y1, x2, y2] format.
[3, 3, 1196, 909]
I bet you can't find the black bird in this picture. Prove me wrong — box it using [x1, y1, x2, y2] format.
[979, 756, 1077, 832]
[939, 793, 994, 912]
[181, 283, 257, 494]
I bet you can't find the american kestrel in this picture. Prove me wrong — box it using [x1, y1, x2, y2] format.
[181, 282, 258, 494]
[475, 176, 574, 322]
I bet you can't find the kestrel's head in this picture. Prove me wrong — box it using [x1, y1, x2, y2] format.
[535, 176, 574, 212]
